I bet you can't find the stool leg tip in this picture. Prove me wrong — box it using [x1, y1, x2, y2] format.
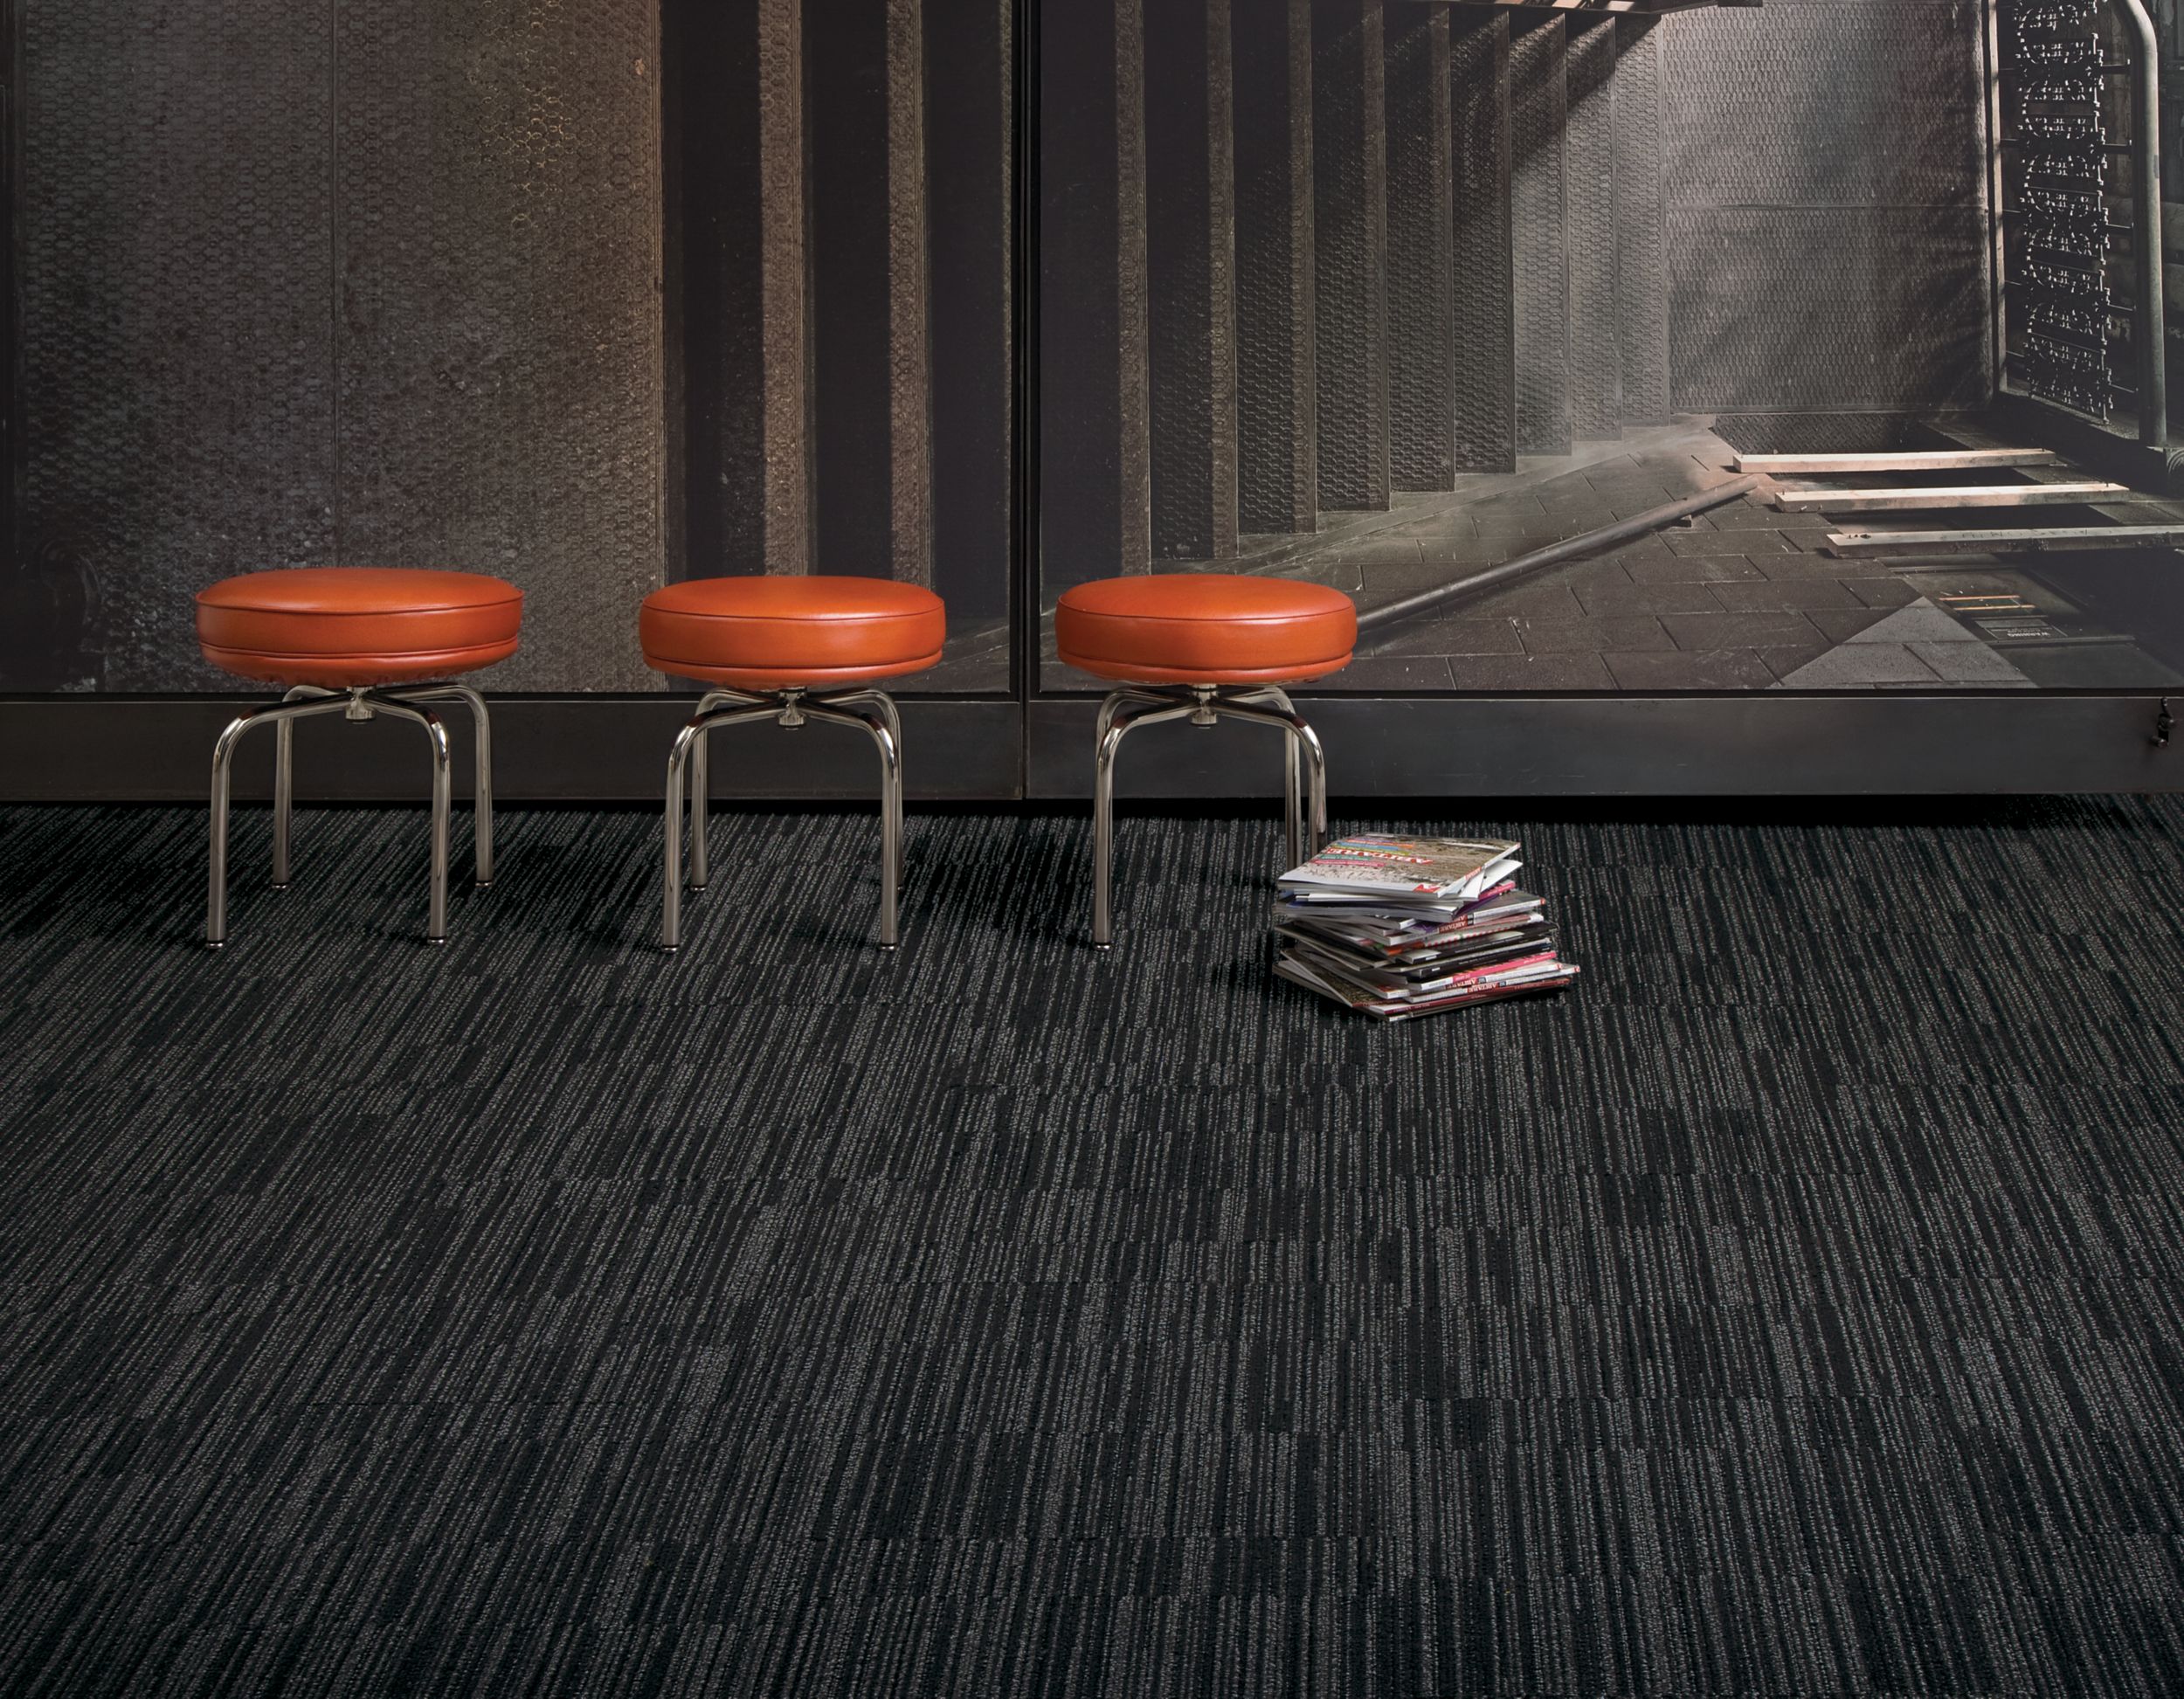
[474, 881, 494, 892]
[270, 882, 290, 893]
[204, 939, 226, 952]
[425, 936, 447, 949]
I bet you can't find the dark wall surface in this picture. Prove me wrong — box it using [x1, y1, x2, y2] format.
[1662, 0, 1994, 415]
[672, 0, 1015, 631]
[8, 0, 667, 693]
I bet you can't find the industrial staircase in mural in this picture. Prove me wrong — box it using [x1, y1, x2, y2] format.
[1041, 3, 1703, 597]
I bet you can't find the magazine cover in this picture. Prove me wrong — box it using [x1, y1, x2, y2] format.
[1278, 835, 1523, 901]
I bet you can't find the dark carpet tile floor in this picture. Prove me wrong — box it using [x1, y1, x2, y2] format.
[3, 797, 2184, 1696]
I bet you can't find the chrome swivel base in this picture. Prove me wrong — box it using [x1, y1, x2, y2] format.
[662, 686, 905, 952]
[1091, 683, 1328, 949]
[205, 682, 494, 949]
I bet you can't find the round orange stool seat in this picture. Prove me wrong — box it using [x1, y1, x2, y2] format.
[640, 575, 946, 690]
[1055, 573, 1356, 684]
[197, 568, 523, 687]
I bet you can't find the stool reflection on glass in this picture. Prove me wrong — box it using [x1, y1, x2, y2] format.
[1054, 573, 1357, 948]
[639, 576, 946, 952]
[194, 568, 522, 948]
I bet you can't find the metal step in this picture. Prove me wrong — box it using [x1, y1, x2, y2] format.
[1824, 524, 2184, 559]
[1774, 481, 2136, 514]
[1737, 448, 2063, 476]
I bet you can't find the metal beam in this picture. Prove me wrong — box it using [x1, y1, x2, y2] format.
[1773, 481, 2137, 513]
[1824, 524, 2184, 559]
[1738, 449, 2063, 476]
[1357, 473, 1761, 637]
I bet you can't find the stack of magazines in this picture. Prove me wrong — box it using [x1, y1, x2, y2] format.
[1273, 833, 1579, 1020]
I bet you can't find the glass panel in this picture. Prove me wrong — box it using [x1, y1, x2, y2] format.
[671, 0, 1013, 695]
[1037, 1, 2184, 699]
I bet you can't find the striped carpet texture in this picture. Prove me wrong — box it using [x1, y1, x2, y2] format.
[3, 797, 2184, 1696]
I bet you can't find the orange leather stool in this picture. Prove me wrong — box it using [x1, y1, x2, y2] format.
[1055, 573, 1356, 946]
[640, 575, 946, 950]
[195, 568, 522, 948]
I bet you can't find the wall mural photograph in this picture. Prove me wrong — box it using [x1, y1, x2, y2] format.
[4, 0, 1016, 699]
[12, 0, 2184, 714]
[1039, 0, 2184, 700]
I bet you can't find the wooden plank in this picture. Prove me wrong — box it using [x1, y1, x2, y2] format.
[1735, 447, 2061, 475]
[1824, 524, 2184, 559]
[1774, 481, 2134, 513]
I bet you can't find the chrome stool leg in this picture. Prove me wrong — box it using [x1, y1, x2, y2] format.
[686, 689, 744, 893]
[373, 698, 453, 943]
[661, 719, 700, 953]
[270, 684, 338, 888]
[828, 688, 907, 885]
[273, 715, 294, 888]
[207, 683, 495, 949]
[1239, 685, 1307, 869]
[805, 696, 903, 949]
[1212, 692, 1328, 863]
[659, 687, 911, 953]
[1091, 692, 1199, 949]
[689, 722, 710, 891]
[393, 684, 498, 887]
[205, 693, 352, 948]
[660, 696, 778, 950]
[1088, 685, 1328, 949]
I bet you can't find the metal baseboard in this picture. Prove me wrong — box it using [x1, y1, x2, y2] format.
[1028, 694, 2181, 798]
[0, 699, 1025, 804]
[3, 694, 2178, 803]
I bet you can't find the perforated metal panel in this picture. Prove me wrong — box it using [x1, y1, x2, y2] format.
[1146, 0, 1239, 559]
[1566, 20, 1620, 440]
[1614, 18, 1670, 428]
[16, 5, 336, 690]
[335, 0, 666, 692]
[1385, 8, 1455, 492]
[1449, 14, 1515, 474]
[809, 0, 934, 584]
[1311, 0, 1390, 512]
[1040, 0, 1151, 589]
[1662, 0, 1990, 414]
[15, 0, 666, 694]
[1233, 0, 1317, 534]
[926, 0, 1016, 622]
[1510, 19, 1570, 454]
